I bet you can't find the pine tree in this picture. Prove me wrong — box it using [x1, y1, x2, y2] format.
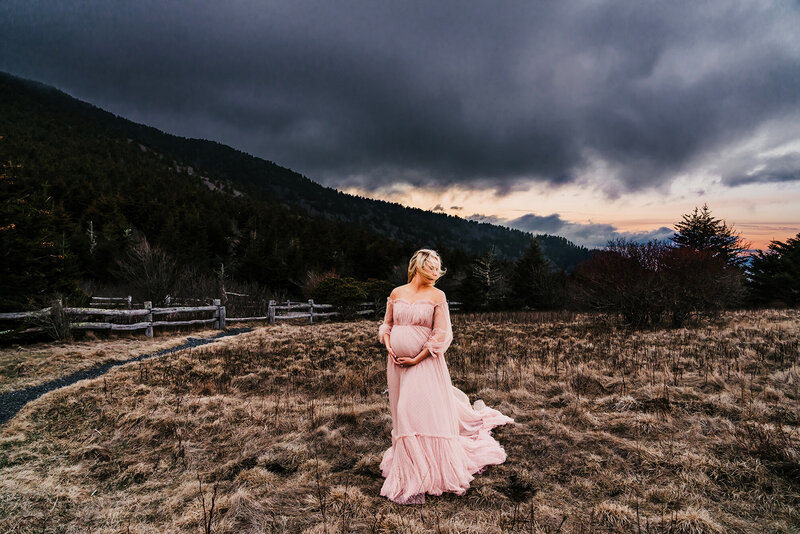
[510, 238, 556, 308]
[747, 232, 800, 307]
[671, 203, 750, 268]
[0, 162, 82, 310]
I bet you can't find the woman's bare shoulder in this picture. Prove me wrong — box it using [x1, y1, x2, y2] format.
[389, 285, 444, 302]
[389, 285, 406, 299]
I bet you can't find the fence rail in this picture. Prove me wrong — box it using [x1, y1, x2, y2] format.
[0, 299, 226, 338]
[225, 299, 461, 324]
[0, 297, 461, 338]
[89, 296, 133, 309]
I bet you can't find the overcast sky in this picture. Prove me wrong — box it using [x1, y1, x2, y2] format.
[2, 1, 800, 248]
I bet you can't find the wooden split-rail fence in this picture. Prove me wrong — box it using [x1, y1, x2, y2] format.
[0, 300, 226, 338]
[226, 299, 461, 324]
[0, 297, 460, 338]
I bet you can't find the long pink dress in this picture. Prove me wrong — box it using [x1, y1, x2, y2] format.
[378, 295, 515, 505]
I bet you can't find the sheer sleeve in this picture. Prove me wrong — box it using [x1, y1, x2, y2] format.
[423, 300, 453, 358]
[378, 297, 393, 344]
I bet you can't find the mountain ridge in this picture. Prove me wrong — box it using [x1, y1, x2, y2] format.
[0, 71, 591, 292]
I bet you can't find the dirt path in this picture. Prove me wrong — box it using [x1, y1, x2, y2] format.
[0, 327, 252, 425]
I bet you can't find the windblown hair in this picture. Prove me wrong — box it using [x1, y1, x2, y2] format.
[407, 249, 447, 284]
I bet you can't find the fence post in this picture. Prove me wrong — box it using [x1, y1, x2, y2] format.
[144, 301, 153, 337]
[127, 295, 132, 309]
[309, 299, 314, 324]
[213, 298, 222, 330]
[268, 300, 276, 324]
[219, 303, 226, 330]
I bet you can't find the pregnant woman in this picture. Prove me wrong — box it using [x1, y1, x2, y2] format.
[378, 249, 515, 505]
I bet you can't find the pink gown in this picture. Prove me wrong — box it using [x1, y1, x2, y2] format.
[378, 296, 515, 505]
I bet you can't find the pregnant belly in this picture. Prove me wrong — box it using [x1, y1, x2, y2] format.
[390, 325, 431, 358]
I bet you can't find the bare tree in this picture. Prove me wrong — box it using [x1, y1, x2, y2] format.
[471, 246, 507, 308]
[114, 236, 179, 304]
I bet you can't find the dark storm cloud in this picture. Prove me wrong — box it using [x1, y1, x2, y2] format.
[2, 1, 800, 194]
[724, 153, 800, 187]
[468, 212, 674, 248]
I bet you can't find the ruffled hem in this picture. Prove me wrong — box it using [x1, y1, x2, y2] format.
[379, 406, 513, 505]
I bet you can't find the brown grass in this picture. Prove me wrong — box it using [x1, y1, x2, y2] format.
[0, 329, 222, 394]
[0, 309, 798, 533]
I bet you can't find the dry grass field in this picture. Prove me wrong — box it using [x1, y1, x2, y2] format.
[0, 329, 223, 395]
[0, 309, 798, 533]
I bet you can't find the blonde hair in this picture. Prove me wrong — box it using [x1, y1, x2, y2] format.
[407, 249, 447, 284]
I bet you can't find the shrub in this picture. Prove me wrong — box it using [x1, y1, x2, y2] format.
[571, 239, 744, 327]
[23, 298, 72, 341]
[310, 276, 368, 319]
[660, 245, 744, 325]
[113, 235, 179, 304]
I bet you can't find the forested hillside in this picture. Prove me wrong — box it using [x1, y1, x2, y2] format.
[0, 71, 590, 310]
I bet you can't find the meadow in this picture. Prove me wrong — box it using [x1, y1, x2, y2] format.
[0, 309, 798, 533]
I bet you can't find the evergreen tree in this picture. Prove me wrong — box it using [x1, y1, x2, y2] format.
[0, 160, 83, 310]
[509, 238, 558, 309]
[671, 203, 750, 268]
[747, 232, 800, 307]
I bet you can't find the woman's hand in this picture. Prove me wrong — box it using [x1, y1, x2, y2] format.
[386, 344, 401, 365]
[395, 353, 424, 367]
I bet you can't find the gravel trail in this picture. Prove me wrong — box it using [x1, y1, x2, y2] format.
[0, 327, 252, 425]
